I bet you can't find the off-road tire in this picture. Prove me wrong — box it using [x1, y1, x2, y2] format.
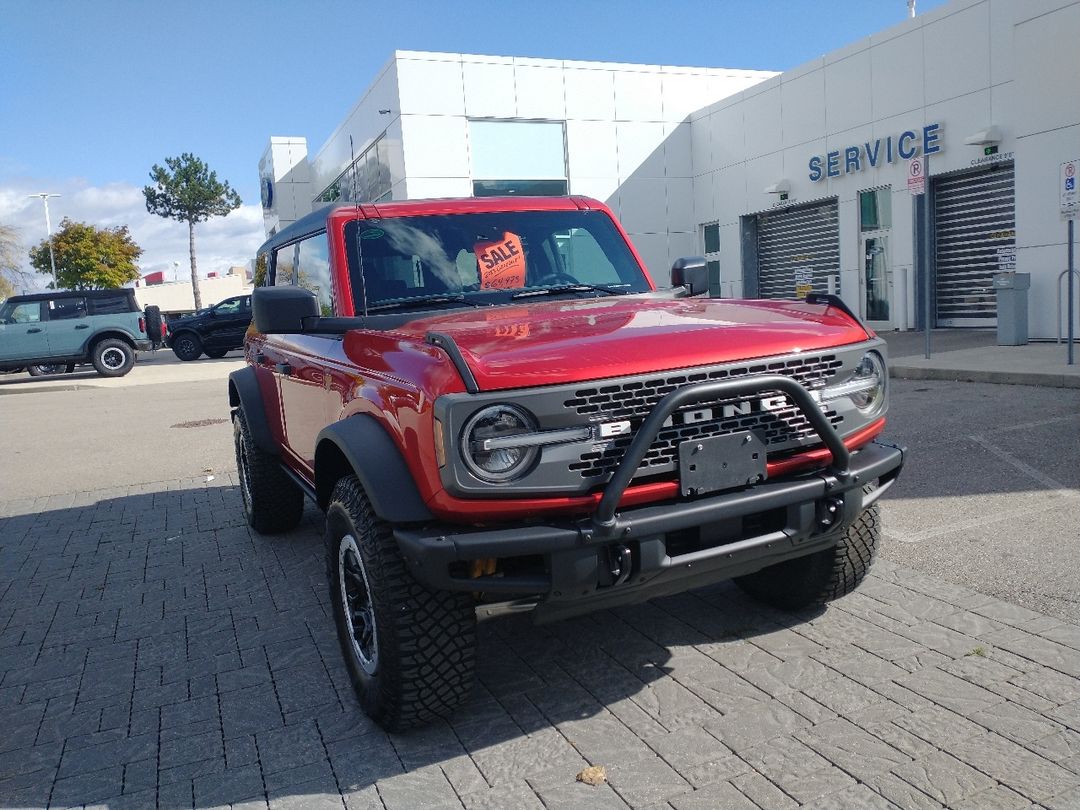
[735, 496, 880, 610]
[204, 348, 230, 359]
[233, 408, 304, 534]
[27, 363, 73, 376]
[326, 475, 476, 731]
[172, 332, 202, 361]
[144, 305, 163, 347]
[90, 338, 135, 377]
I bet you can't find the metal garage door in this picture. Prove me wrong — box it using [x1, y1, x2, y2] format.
[756, 199, 840, 299]
[934, 162, 1015, 327]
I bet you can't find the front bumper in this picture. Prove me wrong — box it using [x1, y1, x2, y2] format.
[397, 374, 904, 623]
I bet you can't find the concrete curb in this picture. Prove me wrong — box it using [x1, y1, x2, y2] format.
[891, 365, 1080, 389]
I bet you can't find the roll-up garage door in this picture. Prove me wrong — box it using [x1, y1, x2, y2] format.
[756, 199, 839, 299]
[934, 162, 1015, 327]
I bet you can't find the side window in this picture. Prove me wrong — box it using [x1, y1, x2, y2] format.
[274, 245, 296, 286]
[254, 253, 269, 287]
[5, 302, 42, 323]
[214, 298, 242, 315]
[49, 297, 88, 320]
[89, 293, 130, 315]
[297, 233, 334, 316]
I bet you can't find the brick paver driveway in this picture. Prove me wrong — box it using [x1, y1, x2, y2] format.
[2, 477, 1079, 810]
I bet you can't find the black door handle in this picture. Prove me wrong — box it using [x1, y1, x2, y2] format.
[255, 352, 266, 364]
[27, 328, 42, 333]
[274, 363, 292, 376]
[75, 324, 89, 330]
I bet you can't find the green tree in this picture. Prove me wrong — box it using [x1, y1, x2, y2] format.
[143, 153, 242, 309]
[0, 223, 26, 300]
[28, 218, 142, 290]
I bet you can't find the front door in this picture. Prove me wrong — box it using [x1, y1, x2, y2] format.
[0, 301, 49, 362]
[862, 233, 893, 330]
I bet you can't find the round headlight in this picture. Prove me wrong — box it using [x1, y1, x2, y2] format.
[849, 351, 887, 413]
[462, 404, 539, 482]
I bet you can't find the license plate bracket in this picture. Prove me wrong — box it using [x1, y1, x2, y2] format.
[678, 431, 767, 496]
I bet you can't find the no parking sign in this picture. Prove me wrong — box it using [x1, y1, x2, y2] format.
[908, 158, 925, 195]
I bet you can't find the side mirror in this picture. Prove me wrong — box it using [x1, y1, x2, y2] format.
[671, 257, 708, 297]
[252, 286, 318, 334]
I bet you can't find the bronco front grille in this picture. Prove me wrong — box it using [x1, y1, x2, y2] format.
[564, 354, 845, 480]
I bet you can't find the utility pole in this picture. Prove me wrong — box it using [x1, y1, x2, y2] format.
[28, 193, 61, 287]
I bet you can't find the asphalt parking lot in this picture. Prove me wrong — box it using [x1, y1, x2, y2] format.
[1, 375, 1079, 809]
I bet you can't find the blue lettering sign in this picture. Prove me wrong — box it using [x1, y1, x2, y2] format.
[898, 130, 918, 160]
[806, 122, 942, 180]
[844, 146, 861, 174]
[923, 122, 941, 154]
[865, 140, 881, 168]
[826, 151, 840, 178]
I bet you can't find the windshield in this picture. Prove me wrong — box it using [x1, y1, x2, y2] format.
[344, 210, 650, 313]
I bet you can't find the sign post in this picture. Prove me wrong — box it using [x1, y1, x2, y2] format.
[909, 155, 931, 358]
[1062, 159, 1079, 365]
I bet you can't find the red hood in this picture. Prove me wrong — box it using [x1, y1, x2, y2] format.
[387, 296, 871, 391]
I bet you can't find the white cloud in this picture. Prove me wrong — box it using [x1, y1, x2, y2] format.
[0, 177, 265, 289]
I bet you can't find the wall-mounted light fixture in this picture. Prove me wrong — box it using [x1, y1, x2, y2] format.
[378, 109, 393, 115]
[764, 180, 791, 195]
[963, 126, 1002, 146]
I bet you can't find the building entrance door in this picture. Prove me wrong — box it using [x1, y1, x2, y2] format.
[862, 233, 893, 330]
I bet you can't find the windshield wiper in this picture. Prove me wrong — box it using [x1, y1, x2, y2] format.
[511, 283, 626, 299]
[366, 294, 485, 312]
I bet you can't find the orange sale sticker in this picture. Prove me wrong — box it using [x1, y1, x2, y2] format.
[475, 232, 527, 290]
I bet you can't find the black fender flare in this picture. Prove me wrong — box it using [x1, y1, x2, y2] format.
[83, 328, 138, 355]
[228, 367, 278, 456]
[315, 415, 433, 523]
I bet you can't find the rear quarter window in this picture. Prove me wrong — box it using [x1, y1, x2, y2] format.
[89, 293, 132, 315]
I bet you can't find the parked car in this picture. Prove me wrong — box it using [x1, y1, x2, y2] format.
[165, 295, 252, 360]
[0, 289, 152, 377]
[228, 197, 904, 731]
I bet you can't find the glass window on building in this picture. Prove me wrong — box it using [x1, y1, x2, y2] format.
[274, 244, 296, 286]
[469, 120, 568, 197]
[859, 187, 892, 231]
[318, 134, 391, 204]
[297, 233, 334, 315]
[702, 222, 721, 293]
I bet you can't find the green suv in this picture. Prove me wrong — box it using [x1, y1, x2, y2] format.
[0, 289, 153, 377]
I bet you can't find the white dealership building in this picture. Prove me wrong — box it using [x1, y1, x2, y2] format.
[259, 0, 1080, 337]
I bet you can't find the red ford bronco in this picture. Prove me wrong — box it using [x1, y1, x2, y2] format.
[229, 197, 904, 730]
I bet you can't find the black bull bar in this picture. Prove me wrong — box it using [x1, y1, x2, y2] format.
[395, 374, 904, 613]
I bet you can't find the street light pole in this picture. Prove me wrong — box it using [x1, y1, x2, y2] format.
[29, 193, 61, 287]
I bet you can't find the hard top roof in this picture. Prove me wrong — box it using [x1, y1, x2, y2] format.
[5, 288, 136, 303]
[257, 195, 603, 255]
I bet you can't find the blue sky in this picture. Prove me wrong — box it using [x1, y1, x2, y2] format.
[0, 0, 948, 279]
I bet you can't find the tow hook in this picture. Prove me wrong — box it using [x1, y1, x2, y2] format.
[602, 544, 634, 587]
[816, 497, 845, 530]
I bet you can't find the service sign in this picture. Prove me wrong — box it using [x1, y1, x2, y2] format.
[1062, 159, 1080, 220]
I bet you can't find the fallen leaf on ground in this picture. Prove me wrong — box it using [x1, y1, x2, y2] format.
[576, 765, 606, 786]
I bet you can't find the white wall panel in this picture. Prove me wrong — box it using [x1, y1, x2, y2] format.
[396, 58, 465, 116]
[462, 62, 516, 118]
[618, 178, 667, 233]
[614, 71, 663, 121]
[780, 72, 826, 149]
[923, 3, 990, 106]
[1013, 1, 1080, 136]
[568, 176, 619, 205]
[564, 68, 616, 120]
[566, 120, 618, 179]
[666, 178, 694, 233]
[616, 121, 667, 180]
[400, 116, 469, 178]
[404, 177, 472, 199]
[824, 49, 872, 135]
[742, 89, 783, 159]
[514, 65, 565, 119]
[625, 232, 668, 278]
[660, 72, 712, 122]
[664, 122, 693, 178]
[870, 30, 924, 119]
